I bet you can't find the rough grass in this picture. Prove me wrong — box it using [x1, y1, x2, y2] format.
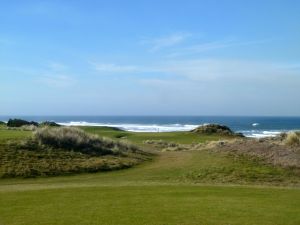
[0, 141, 145, 178]
[32, 127, 140, 155]
[210, 138, 300, 170]
[0, 127, 149, 178]
[285, 131, 300, 146]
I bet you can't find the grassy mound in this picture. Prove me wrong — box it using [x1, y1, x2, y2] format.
[191, 124, 244, 137]
[210, 138, 300, 170]
[32, 127, 140, 156]
[0, 127, 149, 178]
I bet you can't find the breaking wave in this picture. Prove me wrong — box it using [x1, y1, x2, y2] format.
[58, 121, 199, 132]
[58, 121, 296, 138]
[239, 130, 283, 138]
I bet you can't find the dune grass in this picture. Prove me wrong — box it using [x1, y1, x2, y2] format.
[0, 127, 149, 178]
[285, 131, 300, 146]
[33, 127, 140, 155]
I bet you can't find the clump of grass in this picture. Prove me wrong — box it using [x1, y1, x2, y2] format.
[32, 127, 139, 156]
[21, 125, 38, 131]
[0, 127, 149, 178]
[0, 142, 143, 178]
[161, 146, 188, 152]
[144, 139, 178, 148]
[144, 139, 191, 151]
[6, 125, 38, 131]
[284, 132, 300, 146]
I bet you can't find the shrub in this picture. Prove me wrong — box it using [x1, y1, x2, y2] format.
[32, 127, 139, 156]
[0, 121, 6, 125]
[20, 125, 38, 131]
[7, 118, 39, 127]
[284, 132, 300, 146]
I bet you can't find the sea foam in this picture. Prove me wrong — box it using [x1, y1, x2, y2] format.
[58, 121, 293, 138]
[240, 130, 282, 138]
[58, 121, 199, 132]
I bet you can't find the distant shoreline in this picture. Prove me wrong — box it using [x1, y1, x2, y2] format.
[1, 116, 300, 138]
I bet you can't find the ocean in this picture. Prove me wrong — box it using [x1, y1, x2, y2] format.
[1, 116, 300, 138]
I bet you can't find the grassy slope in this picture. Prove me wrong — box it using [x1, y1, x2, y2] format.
[0, 128, 149, 178]
[0, 127, 299, 224]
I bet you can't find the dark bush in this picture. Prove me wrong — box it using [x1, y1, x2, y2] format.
[7, 118, 39, 127]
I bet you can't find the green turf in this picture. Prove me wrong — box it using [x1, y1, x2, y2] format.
[0, 129, 31, 140]
[1, 150, 300, 225]
[81, 126, 225, 144]
[0, 185, 299, 225]
[0, 126, 226, 144]
[0, 126, 299, 224]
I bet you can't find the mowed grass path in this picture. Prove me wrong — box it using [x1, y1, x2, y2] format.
[1, 150, 300, 225]
[0, 127, 299, 224]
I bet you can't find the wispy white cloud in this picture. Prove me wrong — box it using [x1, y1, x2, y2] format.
[0, 64, 76, 88]
[38, 62, 75, 88]
[139, 59, 300, 90]
[166, 38, 270, 57]
[140, 31, 270, 56]
[39, 74, 75, 88]
[141, 33, 191, 52]
[91, 62, 139, 73]
[137, 59, 300, 116]
[189, 39, 266, 51]
[47, 61, 69, 71]
[90, 58, 300, 85]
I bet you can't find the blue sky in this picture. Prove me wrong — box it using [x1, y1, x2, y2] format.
[1, 0, 300, 116]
